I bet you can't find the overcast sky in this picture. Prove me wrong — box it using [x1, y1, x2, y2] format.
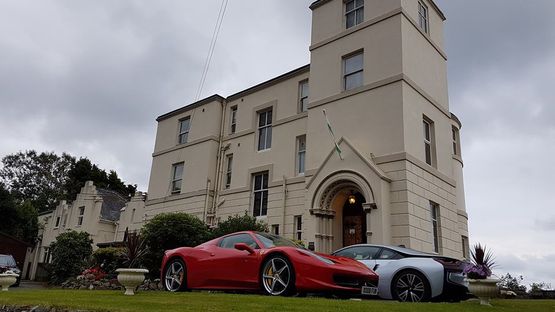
[1, 1, 553, 288]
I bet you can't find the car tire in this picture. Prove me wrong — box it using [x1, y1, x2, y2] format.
[163, 258, 187, 292]
[391, 270, 431, 302]
[260, 255, 295, 296]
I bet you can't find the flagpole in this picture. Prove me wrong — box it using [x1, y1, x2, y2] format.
[322, 109, 343, 160]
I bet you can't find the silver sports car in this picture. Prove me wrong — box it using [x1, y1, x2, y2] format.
[332, 244, 469, 302]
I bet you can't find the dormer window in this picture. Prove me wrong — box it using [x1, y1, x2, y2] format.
[345, 0, 364, 29]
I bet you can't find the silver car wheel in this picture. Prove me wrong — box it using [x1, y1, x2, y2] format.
[395, 272, 426, 302]
[164, 260, 185, 292]
[262, 257, 291, 296]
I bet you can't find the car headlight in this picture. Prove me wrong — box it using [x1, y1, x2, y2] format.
[298, 249, 334, 265]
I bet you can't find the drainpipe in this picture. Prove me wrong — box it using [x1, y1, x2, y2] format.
[211, 99, 228, 226]
[203, 179, 211, 223]
[282, 175, 287, 235]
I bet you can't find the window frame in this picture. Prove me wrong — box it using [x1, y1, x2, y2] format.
[271, 224, 280, 235]
[298, 80, 309, 113]
[230, 106, 237, 134]
[423, 116, 436, 167]
[452, 126, 461, 156]
[77, 206, 85, 226]
[178, 116, 191, 145]
[461, 235, 469, 259]
[252, 171, 269, 217]
[343, 51, 364, 91]
[257, 109, 273, 151]
[225, 154, 233, 189]
[171, 162, 184, 194]
[296, 135, 306, 175]
[345, 0, 364, 29]
[294, 215, 303, 241]
[54, 216, 61, 228]
[418, 1, 429, 34]
[430, 201, 441, 253]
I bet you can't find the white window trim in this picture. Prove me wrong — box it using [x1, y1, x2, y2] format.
[294, 215, 303, 241]
[230, 106, 237, 134]
[252, 172, 269, 217]
[298, 80, 309, 113]
[296, 135, 306, 175]
[77, 206, 85, 227]
[423, 117, 436, 167]
[225, 154, 233, 189]
[430, 202, 441, 253]
[345, 0, 364, 29]
[257, 109, 273, 151]
[418, 1, 429, 34]
[178, 117, 191, 145]
[343, 51, 364, 91]
[171, 162, 184, 194]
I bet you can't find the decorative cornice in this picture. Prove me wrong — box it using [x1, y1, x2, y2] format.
[152, 136, 219, 157]
[156, 95, 225, 122]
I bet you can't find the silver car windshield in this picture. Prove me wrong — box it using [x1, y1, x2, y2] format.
[0, 255, 16, 266]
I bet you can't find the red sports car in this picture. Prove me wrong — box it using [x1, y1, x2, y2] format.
[161, 231, 379, 296]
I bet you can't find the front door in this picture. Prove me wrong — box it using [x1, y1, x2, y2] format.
[342, 192, 367, 247]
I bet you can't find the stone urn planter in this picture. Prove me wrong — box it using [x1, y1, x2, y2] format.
[116, 268, 149, 295]
[0, 273, 19, 291]
[467, 278, 500, 306]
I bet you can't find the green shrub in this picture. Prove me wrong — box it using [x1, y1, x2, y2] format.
[92, 247, 125, 274]
[211, 212, 268, 238]
[141, 213, 211, 277]
[49, 231, 93, 284]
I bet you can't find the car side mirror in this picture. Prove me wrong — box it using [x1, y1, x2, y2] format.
[234, 243, 255, 254]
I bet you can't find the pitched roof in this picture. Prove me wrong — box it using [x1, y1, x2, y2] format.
[97, 189, 128, 221]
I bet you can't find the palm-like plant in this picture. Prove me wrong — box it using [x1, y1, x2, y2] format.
[123, 233, 146, 268]
[464, 243, 496, 279]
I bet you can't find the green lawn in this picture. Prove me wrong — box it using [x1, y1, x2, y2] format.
[0, 290, 554, 312]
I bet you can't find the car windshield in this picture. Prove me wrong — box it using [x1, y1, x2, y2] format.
[0, 255, 16, 266]
[255, 233, 304, 249]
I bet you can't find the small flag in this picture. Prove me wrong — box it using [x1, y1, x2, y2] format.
[323, 109, 343, 160]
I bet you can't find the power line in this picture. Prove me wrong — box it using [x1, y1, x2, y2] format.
[195, 0, 229, 101]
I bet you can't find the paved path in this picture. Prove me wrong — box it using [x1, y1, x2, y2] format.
[11, 280, 47, 291]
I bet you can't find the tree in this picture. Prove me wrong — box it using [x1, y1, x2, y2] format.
[1, 151, 137, 212]
[13, 201, 39, 244]
[499, 273, 527, 292]
[0, 183, 39, 244]
[529, 282, 552, 293]
[211, 212, 268, 238]
[65, 158, 136, 201]
[141, 213, 211, 277]
[0, 151, 75, 212]
[49, 231, 93, 284]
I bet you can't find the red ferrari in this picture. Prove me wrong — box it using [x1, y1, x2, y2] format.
[160, 231, 379, 296]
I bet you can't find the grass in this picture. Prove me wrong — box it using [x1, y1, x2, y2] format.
[1, 290, 554, 312]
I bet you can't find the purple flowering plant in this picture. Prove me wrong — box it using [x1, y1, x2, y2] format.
[463, 243, 495, 279]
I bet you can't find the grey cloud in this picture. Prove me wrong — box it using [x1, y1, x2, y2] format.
[535, 217, 555, 232]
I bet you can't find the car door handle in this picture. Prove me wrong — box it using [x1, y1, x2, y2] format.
[210, 253, 215, 257]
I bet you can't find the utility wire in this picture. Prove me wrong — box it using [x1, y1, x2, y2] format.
[195, 0, 229, 101]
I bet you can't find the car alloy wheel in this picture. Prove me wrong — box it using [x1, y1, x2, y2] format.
[393, 271, 430, 302]
[261, 256, 293, 296]
[164, 259, 186, 292]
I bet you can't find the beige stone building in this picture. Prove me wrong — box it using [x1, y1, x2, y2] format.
[138, 0, 469, 258]
[26, 181, 136, 280]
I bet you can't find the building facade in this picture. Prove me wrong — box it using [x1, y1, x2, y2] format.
[26, 181, 134, 280]
[144, 0, 469, 258]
